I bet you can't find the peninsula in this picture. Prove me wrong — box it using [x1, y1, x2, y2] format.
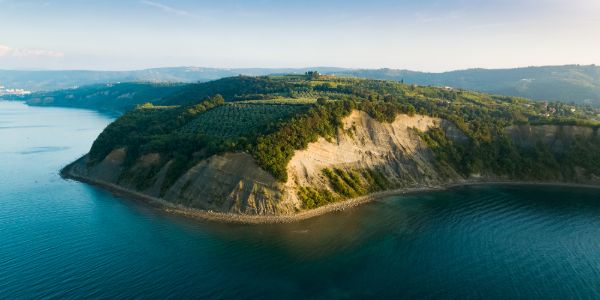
[62, 74, 600, 222]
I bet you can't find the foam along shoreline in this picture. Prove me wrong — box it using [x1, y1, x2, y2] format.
[61, 160, 600, 224]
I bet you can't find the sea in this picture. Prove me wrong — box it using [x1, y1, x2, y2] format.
[2, 100, 600, 299]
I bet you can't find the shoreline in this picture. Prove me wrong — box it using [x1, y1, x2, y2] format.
[61, 162, 600, 224]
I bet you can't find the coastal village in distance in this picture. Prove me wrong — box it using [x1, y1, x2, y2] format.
[0, 84, 31, 96]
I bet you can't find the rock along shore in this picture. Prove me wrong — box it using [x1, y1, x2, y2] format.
[61, 159, 600, 225]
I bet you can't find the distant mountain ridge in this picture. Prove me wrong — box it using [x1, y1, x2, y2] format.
[0, 67, 347, 91]
[336, 65, 600, 106]
[2, 65, 600, 106]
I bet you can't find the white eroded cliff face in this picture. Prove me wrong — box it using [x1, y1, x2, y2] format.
[70, 111, 465, 215]
[282, 111, 462, 210]
[287, 111, 439, 184]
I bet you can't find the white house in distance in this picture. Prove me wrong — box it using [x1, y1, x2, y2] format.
[0, 84, 32, 96]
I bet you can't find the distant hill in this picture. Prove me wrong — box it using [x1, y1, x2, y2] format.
[0, 67, 344, 92]
[22, 82, 185, 113]
[338, 65, 600, 106]
[2, 65, 600, 106]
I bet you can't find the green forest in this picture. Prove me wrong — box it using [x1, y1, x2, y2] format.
[20, 82, 185, 113]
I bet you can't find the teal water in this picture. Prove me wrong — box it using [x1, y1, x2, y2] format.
[2, 100, 600, 299]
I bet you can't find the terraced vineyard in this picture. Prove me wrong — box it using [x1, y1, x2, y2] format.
[182, 101, 312, 138]
[238, 97, 317, 105]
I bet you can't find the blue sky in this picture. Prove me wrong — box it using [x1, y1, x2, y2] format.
[0, 0, 599, 71]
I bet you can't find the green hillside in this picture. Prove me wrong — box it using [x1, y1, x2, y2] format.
[88, 75, 600, 195]
[340, 65, 600, 106]
[21, 82, 185, 113]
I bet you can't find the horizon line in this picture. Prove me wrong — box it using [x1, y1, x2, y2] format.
[0, 63, 598, 74]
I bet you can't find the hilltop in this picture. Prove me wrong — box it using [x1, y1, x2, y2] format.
[63, 74, 600, 222]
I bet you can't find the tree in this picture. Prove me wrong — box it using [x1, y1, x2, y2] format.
[306, 71, 321, 80]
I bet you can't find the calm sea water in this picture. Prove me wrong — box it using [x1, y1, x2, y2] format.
[2, 100, 600, 299]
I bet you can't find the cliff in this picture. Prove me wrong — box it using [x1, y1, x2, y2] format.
[64, 108, 600, 221]
[60, 74, 600, 222]
[66, 111, 462, 215]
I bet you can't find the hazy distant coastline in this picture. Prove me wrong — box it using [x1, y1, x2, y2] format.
[3, 64, 600, 106]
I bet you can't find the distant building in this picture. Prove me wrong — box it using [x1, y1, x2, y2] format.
[0, 87, 32, 96]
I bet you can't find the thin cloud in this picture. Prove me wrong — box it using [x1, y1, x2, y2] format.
[414, 10, 464, 24]
[140, 0, 189, 16]
[0, 44, 64, 58]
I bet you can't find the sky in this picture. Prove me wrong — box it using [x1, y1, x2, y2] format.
[0, 0, 599, 71]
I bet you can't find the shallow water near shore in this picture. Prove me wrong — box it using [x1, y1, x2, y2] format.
[2, 100, 600, 299]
